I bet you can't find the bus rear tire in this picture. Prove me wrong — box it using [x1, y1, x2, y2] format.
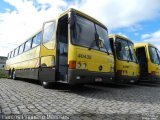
[13, 71, 17, 80]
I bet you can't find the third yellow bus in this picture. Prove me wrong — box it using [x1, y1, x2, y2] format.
[134, 43, 160, 82]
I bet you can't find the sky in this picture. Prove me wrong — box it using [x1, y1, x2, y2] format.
[0, 0, 160, 57]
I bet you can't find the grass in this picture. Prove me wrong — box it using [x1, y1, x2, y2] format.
[0, 70, 8, 78]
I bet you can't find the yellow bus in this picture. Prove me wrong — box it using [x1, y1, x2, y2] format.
[5, 8, 114, 88]
[134, 43, 160, 82]
[109, 34, 139, 83]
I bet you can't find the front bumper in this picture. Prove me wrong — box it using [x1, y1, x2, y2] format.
[68, 69, 114, 84]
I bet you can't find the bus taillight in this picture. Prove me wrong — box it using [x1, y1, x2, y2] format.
[69, 60, 76, 69]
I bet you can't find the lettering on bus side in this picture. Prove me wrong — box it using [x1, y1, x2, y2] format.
[78, 54, 91, 59]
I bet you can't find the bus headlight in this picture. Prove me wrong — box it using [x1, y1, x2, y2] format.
[77, 63, 81, 68]
[82, 63, 86, 69]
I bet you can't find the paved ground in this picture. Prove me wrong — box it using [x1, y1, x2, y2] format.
[1, 78, 160, 120]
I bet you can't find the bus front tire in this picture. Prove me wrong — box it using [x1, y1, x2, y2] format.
[42, 81, 50, 89]
[8, 70, 12, 79]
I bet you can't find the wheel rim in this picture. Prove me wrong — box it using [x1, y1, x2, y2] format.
[9, 73, 12, 78]
[13, 71, 16, 79]
[43, 81, 47, 86]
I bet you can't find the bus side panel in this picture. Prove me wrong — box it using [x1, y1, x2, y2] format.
[5, 46, 40, 79]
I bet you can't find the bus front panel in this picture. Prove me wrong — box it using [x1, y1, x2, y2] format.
[67, 14, 114, 84]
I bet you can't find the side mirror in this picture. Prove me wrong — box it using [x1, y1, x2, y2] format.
[94, 33, 100, 47]
[98, 37, 104, 48]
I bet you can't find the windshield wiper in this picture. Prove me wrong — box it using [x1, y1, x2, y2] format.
[88, 34, 110, 55]
[127, 49, 134, 62]
[88, 33, 101, 50]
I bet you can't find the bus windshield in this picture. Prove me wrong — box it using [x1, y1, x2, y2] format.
[116, 38, 136, 62]
[149, 46, 159, 64]
[128, 42, 137, 62]
[158, 50, 160, 64]
[72, 15, 112, 54]
[96, 25, 112, 54]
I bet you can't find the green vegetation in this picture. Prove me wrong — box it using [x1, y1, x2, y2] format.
[0, 70, 8, 78]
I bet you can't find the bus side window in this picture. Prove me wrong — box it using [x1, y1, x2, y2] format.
[157, 50, 160, 64]
[15, 47, 19, 56]
[149, 47, 159, 64]
[8, 53, 10, 59]
[10, 51, 12, 58]
[42, 22, 55, 49]
[12, 51, 14, 57]
[12, 49, 15, 57]
[32, 32, 41, 48]
[24, 39, 32, 51]
[19, 44, 25, 54]
[43, 22, 55, 43]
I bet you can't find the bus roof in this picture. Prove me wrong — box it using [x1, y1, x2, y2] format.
[134, 43, 157, 49]
[109, 34, 132, 43]
[58, 8, 107, 29]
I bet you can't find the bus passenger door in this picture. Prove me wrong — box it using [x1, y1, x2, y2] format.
[136, 47, 148, 78]
[56, 15, 69, 82]
[39, 21, 56, 84]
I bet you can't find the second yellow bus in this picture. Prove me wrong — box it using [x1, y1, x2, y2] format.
[109, 34, 139, 83]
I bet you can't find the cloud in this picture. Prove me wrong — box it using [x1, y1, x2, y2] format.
[141, 34, 151, 39]
[73, 0, 160, 30]
[141, 30, 160, 50]
[0, 0, 160, 56]
[0, 0, 67, 56]
[134, 33, 139, 36]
